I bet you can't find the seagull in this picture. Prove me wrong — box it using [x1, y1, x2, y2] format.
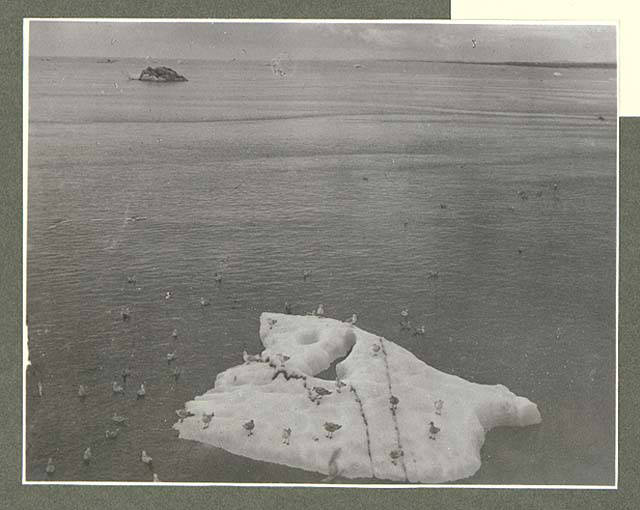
[282, 427, 291, 445]
[284, 301, 292, 314]
[165, 291, 172, 300]
[389, 448, 404, 466]
[471, 38, 477, 48]
[302, 270, 312, 280]
[345, 313, 357, 325]
[105, 428, 119, 439]
[166, 352, 176, 364]
[321, 448, 342, 482]
[141, 450, 153, 465]
[111, 413, 128, 425]
[152, 473, 161, 482]
[323, 422, 342, 439]
[175, 409, 194, 422]
[315, 304, 325, 317]
[121, 368, 131, 382]
[371, 344, 381, 355]
[427, 271, 439, 279]
[201, 412, 214, 429]
[46, 458, 55, 475]
[171, 329, 178, 339]
[314, 387, 332, 397]
[428, 421, 440, 440]
[243, 419, 255, 436]
[389, 395, 399, 411]
[413, 325, 426, 336]
[214, 272, 223, 283]
[434, 399, 444, 416]
[400, 308, 409, 319]
[127, 276, 136, 284]
[78, 384, 88, 399]
[83, 447, 92, 464]
[37, 381, 43, 397]
[112, 381, 125, 394]
[121, 307, 131, 321]
[136, 383, 146, 399]
[335, 378, 347, 393]
[200, 297, 210, 307]
[242, 350, 261, 363]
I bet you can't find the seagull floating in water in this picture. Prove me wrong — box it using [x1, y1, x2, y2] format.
[171, 329, 178, 339]
[78, 384, 88, 399]
[282, 427, 291, 445]
[345, 313, 357, 325]
[315, 304, 325, 317]
[284, 301, 293, 314]
[201, 412, 214, 429]
[400, 308, 409, 319]
[83, 447, 92, 464]
[165, 291, 172, 300]
[166, 352, 176, 363]
[141, 450, 153, 465]
[37, 381, 43, 397]
[152, 473, 161, 482]
[243, 419, 255, 436]
[127, 276, 136, 284]
[105, 428, 119, 439]
[200, 297, 210, 307]
[324, 422, 342, 439]
[428, 421, 440, 440]
[214, 272, 223, 283]
[121, 307, 131, 321]
[112, 381, 125, 394]
[413, 325, 426, 336]
[46, 458, 55, 475]
[136, 383, 146, 399]
[111, 413, 128, 425]
[121, 368, 131, 382]
[302, 270, 312, 280]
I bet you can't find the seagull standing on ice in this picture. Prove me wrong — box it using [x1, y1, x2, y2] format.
[428, 421, 440, 440]
[282, 427, 291, 445]
[323, 422, 342, 439]
[136, 383, 146, 399]
[345, 313, 357, 325]
[242, 350, 261, 363]
[201, 412, 214, 429]
[243, 419, 255, 436]
[200, 297, 210, 307]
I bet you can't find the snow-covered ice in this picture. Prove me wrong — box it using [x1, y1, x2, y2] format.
[174, 313, 541, 483]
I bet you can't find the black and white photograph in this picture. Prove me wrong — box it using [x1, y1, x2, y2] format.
[24, 20, 617, 486]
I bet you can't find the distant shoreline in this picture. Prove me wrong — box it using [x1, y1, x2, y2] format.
[393, 60, 616, 69]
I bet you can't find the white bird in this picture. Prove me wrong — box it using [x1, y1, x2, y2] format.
[165, 291, 172, 300]
[136, 383, 146, 399]
[345, 313, 357, 325]
[201, 412, 214, 429]
[37, 381, 43, 397]
[175, 409, 194, 421]
[302, 270, 312, 280]
[400, 308, 409, 319]
[200, 297, 210, 307]
[112, 381, 124, 394]
[242, 350, 261, 363]
[152, 473, 161, 482]
[166, 352, 176, 363]
[78, 384, 88, 399]
[171, 328, 178, 339]
[214, 272, 223, 283]
[105, 428, 119, 439]
[46, 458, 55, 475]
[413, 325, 425, 336]
[141, 450, 153, 465]
[83, 447, 92, 464]
[316, 304, 325, 317]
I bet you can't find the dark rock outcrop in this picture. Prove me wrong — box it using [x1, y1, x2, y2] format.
[138, 66, 188, 82]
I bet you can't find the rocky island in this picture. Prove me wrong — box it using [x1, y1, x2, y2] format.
[138, 66, 188, 82]
[174, 313, 541, 483]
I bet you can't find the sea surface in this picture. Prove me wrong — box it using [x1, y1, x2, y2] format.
[26, 56, 617, 484]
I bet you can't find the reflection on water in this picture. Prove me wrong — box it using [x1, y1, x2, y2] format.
[27, 57, 616, 484]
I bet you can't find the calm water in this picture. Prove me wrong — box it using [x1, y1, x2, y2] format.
[26, 57, 616, 484]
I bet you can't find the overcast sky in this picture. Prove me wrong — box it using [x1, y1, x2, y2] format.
[29, 21, 616, 63]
